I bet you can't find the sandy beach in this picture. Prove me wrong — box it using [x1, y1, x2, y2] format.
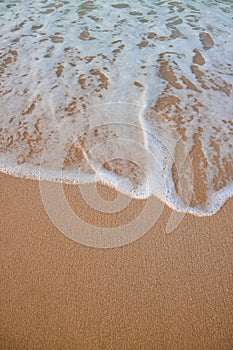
[0, 171, 232, 350]
[1, 1, 233, 349]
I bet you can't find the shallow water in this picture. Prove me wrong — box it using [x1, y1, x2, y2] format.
[0, 0, 233, 214]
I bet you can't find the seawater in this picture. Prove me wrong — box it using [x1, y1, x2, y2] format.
[0, 0, 233, 215]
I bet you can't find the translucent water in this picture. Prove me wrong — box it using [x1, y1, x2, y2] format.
[0, 0, 233, 215]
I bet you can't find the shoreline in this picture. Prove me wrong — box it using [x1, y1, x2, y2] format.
[0, 171, 232, 349]
[0, 164, 232, 217]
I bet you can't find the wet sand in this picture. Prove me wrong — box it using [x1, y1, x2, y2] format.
[0, 172, 232, 350]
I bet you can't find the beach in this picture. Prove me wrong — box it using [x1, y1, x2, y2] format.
[1, 1, 233, 348]
[0, 171, 232, 350]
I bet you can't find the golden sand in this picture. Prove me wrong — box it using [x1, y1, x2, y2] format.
[0, 172, 232, 349]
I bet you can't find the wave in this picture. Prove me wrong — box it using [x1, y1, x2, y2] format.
[0, 0, 233, 215]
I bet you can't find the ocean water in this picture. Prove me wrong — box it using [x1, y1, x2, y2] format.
[0, 0, 233, 215]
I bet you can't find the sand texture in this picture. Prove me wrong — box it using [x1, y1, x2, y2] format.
[0, 172, 232, 350]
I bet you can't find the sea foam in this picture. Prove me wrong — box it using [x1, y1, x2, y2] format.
[0, 0, 233, 215]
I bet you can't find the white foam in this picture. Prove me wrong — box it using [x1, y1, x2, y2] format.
[0, 0, 233, 215]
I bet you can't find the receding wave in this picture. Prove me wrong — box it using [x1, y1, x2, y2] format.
[0, 0, 233, 215]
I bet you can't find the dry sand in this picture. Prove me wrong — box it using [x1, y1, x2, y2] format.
[0, 172, 232, 350]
